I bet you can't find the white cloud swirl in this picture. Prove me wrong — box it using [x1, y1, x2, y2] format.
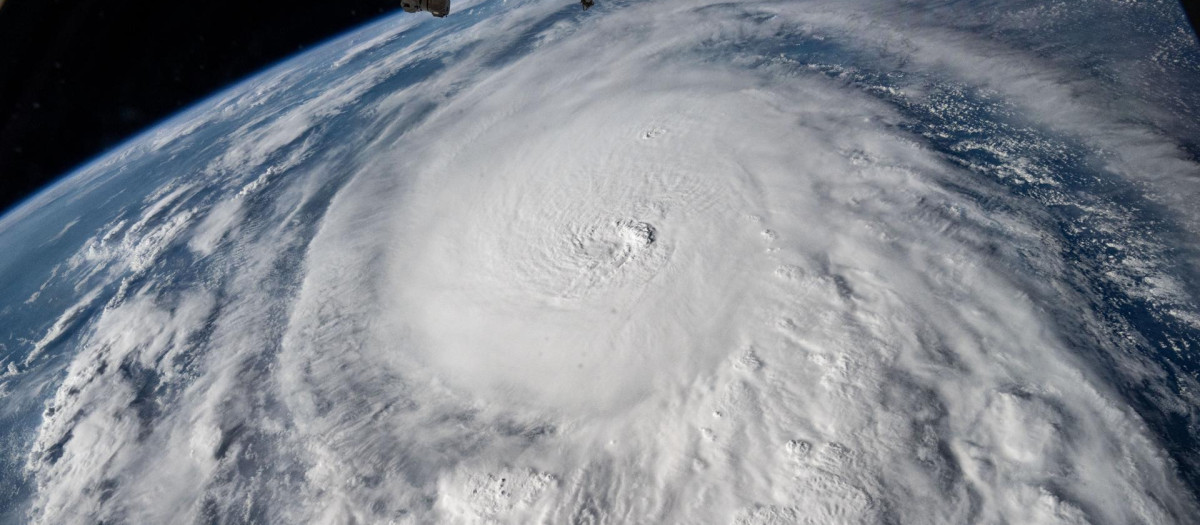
[6, 0, 1199, 523]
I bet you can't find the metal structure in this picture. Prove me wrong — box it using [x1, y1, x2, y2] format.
[400, 0, 450, 18]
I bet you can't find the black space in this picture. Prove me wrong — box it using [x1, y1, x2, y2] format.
[0, 0, 413, 215]
[1188, 0, 1200, 44]
[0, 1, 1197, 217]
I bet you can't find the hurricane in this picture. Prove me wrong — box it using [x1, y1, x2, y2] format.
[1, 0, 1199, 523]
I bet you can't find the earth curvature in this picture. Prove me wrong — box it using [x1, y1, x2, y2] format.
[2, 0, 1200, 523]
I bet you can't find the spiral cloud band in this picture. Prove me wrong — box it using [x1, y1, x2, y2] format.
[1, 0, 1199, 523]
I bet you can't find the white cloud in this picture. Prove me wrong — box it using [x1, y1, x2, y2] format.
[18, 0, 1200, 523]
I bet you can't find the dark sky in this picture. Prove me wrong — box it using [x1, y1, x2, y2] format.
[0, 1, 1197, 217]
[0, 0, 416, 215]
